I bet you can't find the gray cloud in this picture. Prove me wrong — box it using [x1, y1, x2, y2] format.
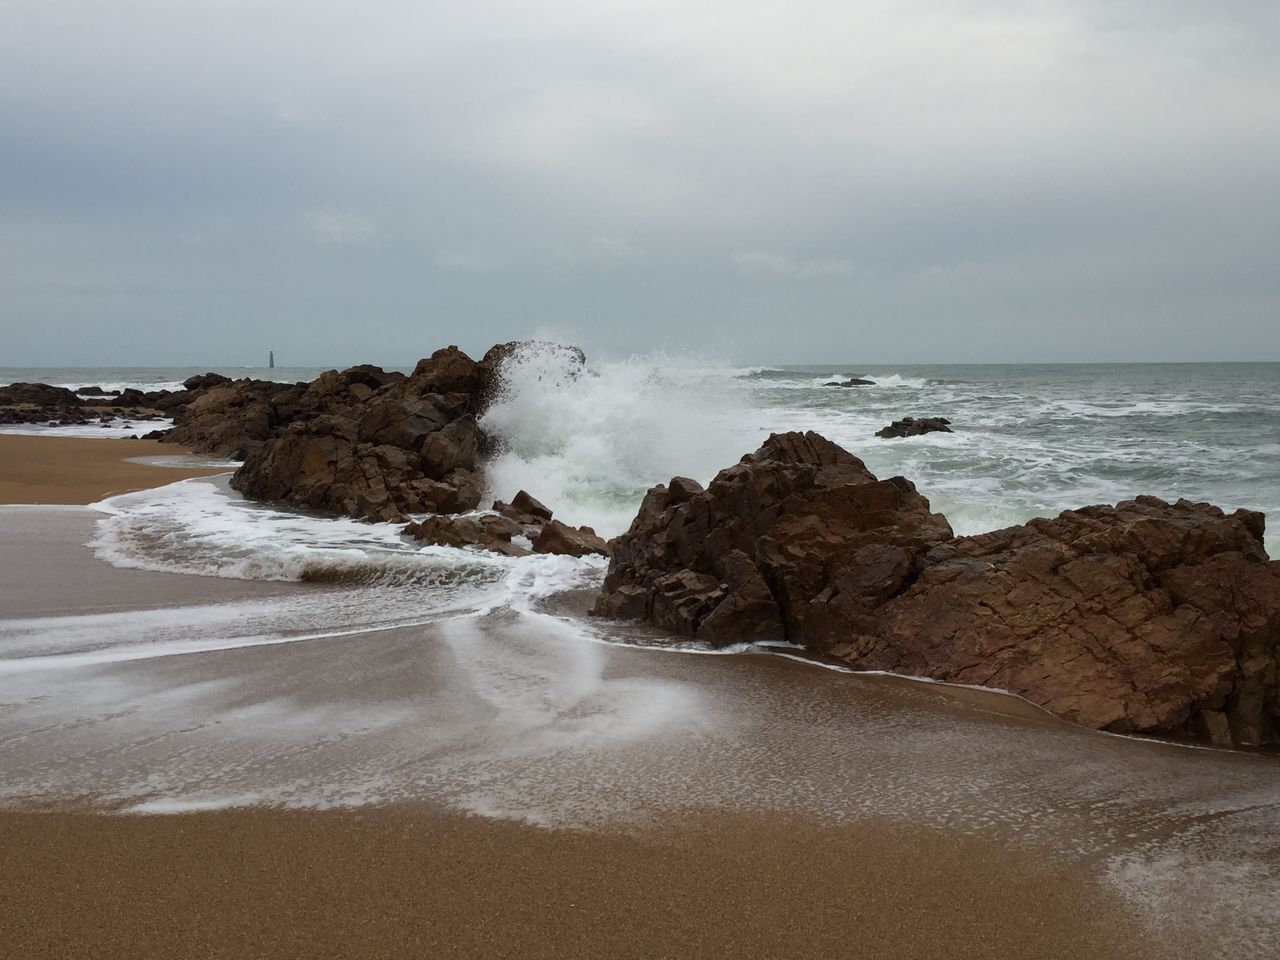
[2, 0, 1278, 364]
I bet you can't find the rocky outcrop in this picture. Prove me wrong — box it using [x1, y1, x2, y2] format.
[404, 491, 609, 558]
[164, 378, 300, 457]
[823, 497, 1280, 747]
[0, 383, 83, 407]
[231, 349, 483, 521]
[824, 378, 876, 387]
[533, 519, 610, 558]
[404, 513, 530, 557]
[592, 432, 952, 645]
[876, 416, 952, 438]
[593, 432, 1280, 748]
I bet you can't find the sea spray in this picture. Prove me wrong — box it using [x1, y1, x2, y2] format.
[478, 345, 768, 536]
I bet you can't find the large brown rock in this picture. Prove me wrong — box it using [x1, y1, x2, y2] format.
[532, 519, 609, 558]
[164, 379, 298, 457]
[825, 497, 1280, 747]
[0, 383, 82, 407]
[593, 432, 1280, 748]
[592, 431, 952, 646]
[231, 356, 485, 521]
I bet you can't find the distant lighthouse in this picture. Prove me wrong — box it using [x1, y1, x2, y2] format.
[269, 350, 275, 369]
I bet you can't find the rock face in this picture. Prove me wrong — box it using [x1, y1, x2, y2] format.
[592, 432, 952, 645]
[232, 349, 482, 521]
[876, 416, 952, 438]
[165, 378, 301, 457]
[827, 497, 1280, 747]
[593, 431, 1280, 748]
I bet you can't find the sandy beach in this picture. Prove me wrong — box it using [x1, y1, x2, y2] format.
[0, 807, 1140, 960]
[0, 435, 229, 504]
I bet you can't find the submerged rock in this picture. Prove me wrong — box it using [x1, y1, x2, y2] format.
[875, 416, 952, 438]
[593, 431, 1280, 748]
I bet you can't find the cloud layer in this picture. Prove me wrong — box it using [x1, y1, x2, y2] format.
[3, 1, 1278, 364]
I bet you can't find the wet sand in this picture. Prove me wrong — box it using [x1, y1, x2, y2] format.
[0, 807, 1141, 960]
[0, 434, 228, 504]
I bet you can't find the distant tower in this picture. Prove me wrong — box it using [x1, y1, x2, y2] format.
[269, 350, 275, 369]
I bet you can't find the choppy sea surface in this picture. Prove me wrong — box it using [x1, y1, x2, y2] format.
[5, 358, 1277, 553]
[2, 356, 1279, 955]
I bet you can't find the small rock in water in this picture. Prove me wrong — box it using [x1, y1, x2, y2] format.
[875, 416, 952, 438]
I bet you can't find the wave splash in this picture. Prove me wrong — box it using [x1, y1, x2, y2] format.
[479, 345, 766, 536]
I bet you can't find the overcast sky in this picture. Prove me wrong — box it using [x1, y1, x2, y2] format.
[3, 1, 1278, 366]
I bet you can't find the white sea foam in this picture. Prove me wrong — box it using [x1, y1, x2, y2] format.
[479, 345, 766, 536]
[0, 419, 173, 439]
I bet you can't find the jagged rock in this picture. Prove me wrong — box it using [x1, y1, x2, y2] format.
[594, 432, 1280, 748]
[0, 383, 82, 407]
[182, 372, 231, 392]
[875, 416, 952, 439]
[592, 431, 952, 646]
[164, 379, 297, 456]
[111, 388, 150, 407]
[230, 357, 485, 521]
[532, 519, 610, 557]
[823, 496, 1280, 746]
[511, 490, 553, 522]
[404, 514, 530, 557]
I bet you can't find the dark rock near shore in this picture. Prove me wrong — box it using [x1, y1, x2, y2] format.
[876, 416, 952, 438]
[532, 519, 609, 557]
[593, 431, 1280, 748]
[405, 514, 531, 557]
[230, 351, 484, 521]
[182, 372, 232, 392]
[592, 431, 952, 645]
[164, 379, 299, 457]
[0, 383, 83, 407]
[405, 493, 609, 558]
[824, 378, 876, 387]
[826, 496, 1280, 747]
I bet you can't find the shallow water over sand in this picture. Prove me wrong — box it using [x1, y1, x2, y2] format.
[2, 504, 1278, 956]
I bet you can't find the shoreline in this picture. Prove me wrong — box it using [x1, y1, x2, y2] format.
[0, 434, 229, 505]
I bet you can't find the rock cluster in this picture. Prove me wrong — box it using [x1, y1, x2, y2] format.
[230, 348, 483, 521]
[404, 489, 609, 558]
[594, 431, 1280, 747]
[229, 341, 589, 523]
[875, 416, 952, 438]
[0, 374, 291, 436]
